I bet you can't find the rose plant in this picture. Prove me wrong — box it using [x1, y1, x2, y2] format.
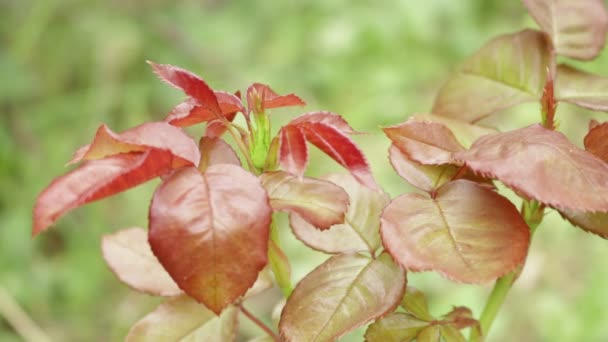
[33, 0, 608, 341]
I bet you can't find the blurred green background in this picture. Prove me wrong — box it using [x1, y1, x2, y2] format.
[2, 0, 608, 341]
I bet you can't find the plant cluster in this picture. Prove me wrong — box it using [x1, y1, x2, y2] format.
[33, 0, 608, 341]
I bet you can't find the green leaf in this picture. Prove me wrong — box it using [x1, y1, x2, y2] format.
[381, 180, 530, 283]
[126, 296, 238, 342]
[400, 287, 434, 322]
[364, 313, 428, 342]
[440, 325, 467, 342]
[432, 29, 551, 122]
[417, 325, 441, 342]
[289, 173, 389, 254]
[523, 0, 608, 60]
[560, 210, 608, 239]
[279, 253, 406, 342]
[556, 64, 608, 112]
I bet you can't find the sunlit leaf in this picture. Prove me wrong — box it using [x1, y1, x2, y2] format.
[101, 227, 181, 296]
[584, 121, 608, 162]
[279, 125, 308, 177]
[166, 91, 245, 127]
[364, 313, 428, 342]
[455, 124, 608, 211]
[279, 253, 406, 342]
[297, 121, 378, 189]
[126, 296, 238, 342]
[560, 210, 608, 238]
[432, 29, 551, 122]
[556, 64, 608, 112]
[523, 0, 608, 60]
[440, 325, 467, 342]
[149, 165, 271, 314]
[148, 62, 221, 115]
[383, 121, 464, 165]
[33, 149, 174, 235]
[69, 122, 200, 168]
[289, 173, 389, 254]
[289, 112, 358, 134]
[381, 180, 530, 283]
[260, 171, 349, 230]
[198, 137, 241, 172]
[409, 114, 497, 148]
[417, 325, 441, 342]
[400, 287, 433, 322]
[246, 83, 305, 114]
[388, 145, 458, 192]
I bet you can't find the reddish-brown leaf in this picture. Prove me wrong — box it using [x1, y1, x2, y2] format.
[69, 122, 199, 168]
[297, 122, 378, 190]
[246, 83, 305, 114]
[101, 227, 181, 296]
[383, 121, 465, 165]
[33, 149, 174, 235]
[560, 210, 608, 239]
[409, 114, 497, 148]
[260, 171, 349, 230]
[389, 145, 459, 193]
[381, 180, 530, 283]
[288, 111, 357, 134]
[289, 173, 389, 254]
[166, 91, 245, 127]
[584, 121, 608, 162]
[149, 165, 271, 314]
[455, 124, 608, 211]
[205, 112, 239, 138]
[523, 0, 608, 60]
[279, 125, 308, 177]
[555, 64, 608, 112]
[432, 30, 551, 122]
[279, 253, 406, 342]
[148, 62, 221, 115]
[198, 137, 241, 172]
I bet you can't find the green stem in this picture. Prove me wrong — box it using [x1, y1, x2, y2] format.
[470, 200, 544, 342]
[268, 220, 293, 297]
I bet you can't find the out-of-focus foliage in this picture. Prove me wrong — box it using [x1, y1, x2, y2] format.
[1, 0, 608, 341]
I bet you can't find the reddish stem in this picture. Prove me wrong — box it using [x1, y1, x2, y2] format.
[239, 304, 282, 342]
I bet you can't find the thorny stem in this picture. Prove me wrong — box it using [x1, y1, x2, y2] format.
[469, 200, 544, 342]
[239, 304, 281, 342]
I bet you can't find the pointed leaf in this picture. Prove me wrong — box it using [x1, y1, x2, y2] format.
[523, 0, 608, 60]
[289, 112, 357, 134]
[205, 112, 239, 138]
[101, 227, 181, 296]
[297, 122, 378, 189]
[455, 124, 608, 211]
[364, 313, 428, 342]
[584, 121, 608, 162]
[33, 149, 174, 235]
[279, 125, 308, 177]
[560, 210, 608, 238]
[246, 83, 305, 114]
[198, 137, 241, 172]
[417, 325, 441, 342]
[148, 62, 221, 115]
[149, 165, 271, 314]
[289, 173, 389, 254]
[556, 64, 608, 111]
[166, 91, 245, 127]
[432, 29, 551, 122]
[388, 145, 459, 192]
[440, 325, 467, 342]
[69, 122, 199, 167]
[279, 253, 406, 342]
[381, 180, 530, 283]
[409, 114, 497, 148]
[260, 171, 349, 230]
[400, 287, 433, 322]
[384, 121, 465, 165]
[442, 306, 477, 329]
[126, 296, 237, 342]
